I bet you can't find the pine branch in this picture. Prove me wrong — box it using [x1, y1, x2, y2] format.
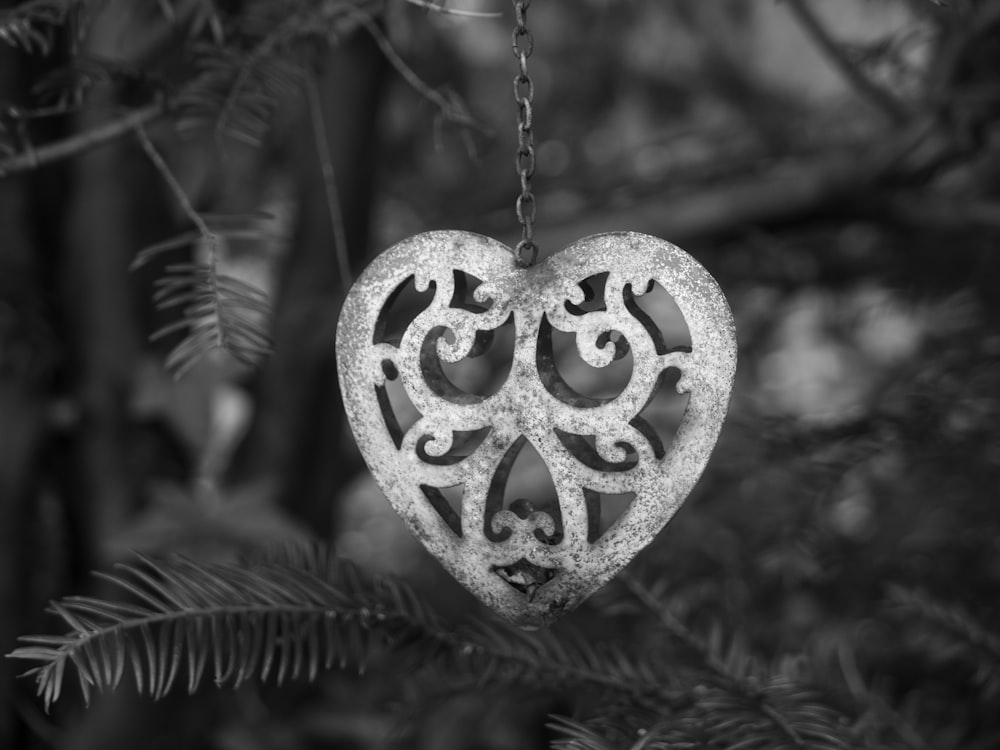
[188, 0, 489, 144]
[0, 100, 164, 178]
[2, 0, 488, 375]
[784, 0, 909, 125]
[0, 0, 489, 178]
[550, 713, 713, 750]
[548, 716, 615, 750]
[0, 0, 81, 55]
[135, 121, 213, 242]
[888, 586, 1000, 665]
[210, 10, 307, 145]
[134, 125, 274, 376]
[7, 545, 688, 712]
[619, 573, 860, 750]
[8, 551, 398, 708]
[619, 573, 739, 686]
[149, 262, 274, 377]
[833, 643, 929, 750]
[305, 73, 351, 294]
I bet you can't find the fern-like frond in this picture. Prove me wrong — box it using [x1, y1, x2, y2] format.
[150, 260, 273, 377]
[548, 716, 616, 750]
[454, 618, 680, 705]
[7, 548, 451, 709]
[173, 0, 488, 146]
[175, 43, 306, 146]
[552, 677, 860, 750]
[132, 122, 275, 378]
[618, 573, 862, 750]
[8, 545, 687, 712]
[174, 0, 381, 145]
[692, 679, 857, 750]
[550, 713, 712, 750]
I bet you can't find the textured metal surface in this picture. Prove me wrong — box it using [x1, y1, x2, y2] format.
[337, 231, 737, 629]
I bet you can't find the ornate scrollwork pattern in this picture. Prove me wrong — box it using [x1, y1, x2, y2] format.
[337, 231, 736, 629]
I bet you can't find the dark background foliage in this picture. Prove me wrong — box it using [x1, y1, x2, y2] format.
[1, 0, 1000, 748]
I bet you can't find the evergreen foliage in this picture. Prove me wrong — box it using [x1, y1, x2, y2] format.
[0, 0, 83, 55]
[9, 547, 661, 708]
[14, 543, 995, 750]
[3, 1, 1000, 748]
[1, 0, 480, 376]
[147, 260, 274, 376]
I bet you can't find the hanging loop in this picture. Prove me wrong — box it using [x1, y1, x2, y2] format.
[512, 0, 537, 266]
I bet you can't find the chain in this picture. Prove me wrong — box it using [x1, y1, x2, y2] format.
[512, 0, 537, 266]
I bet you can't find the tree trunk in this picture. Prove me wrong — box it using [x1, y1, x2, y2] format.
[0, 34, 62, 749]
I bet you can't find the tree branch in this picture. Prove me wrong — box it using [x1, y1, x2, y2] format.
[784, 0, 910, 125]
[525, 152, 863, 252]
[0, 0, 491, 180]
[620, 573, 807, 748]
[305, 73, 351, 294]
[348, 6, 489, 135]
[517, 137, 999, 254]
[0, 100, 164, 178]
[133, 120, 216, 252]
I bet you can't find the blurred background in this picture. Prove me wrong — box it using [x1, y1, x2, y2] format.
[2, 0, 1000, 747]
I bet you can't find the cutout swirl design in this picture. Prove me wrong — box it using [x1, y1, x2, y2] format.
[337, 231, 736, 629]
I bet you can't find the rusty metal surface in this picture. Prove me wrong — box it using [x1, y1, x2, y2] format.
[337, 230, 737, 629]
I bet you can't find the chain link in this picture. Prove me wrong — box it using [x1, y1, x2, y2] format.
[512, 0, 537, 266]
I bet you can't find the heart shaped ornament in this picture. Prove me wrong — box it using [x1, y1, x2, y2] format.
[337, 231, 736, 629]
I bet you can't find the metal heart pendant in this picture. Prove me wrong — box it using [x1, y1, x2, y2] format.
[337, 230, 736, 629]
